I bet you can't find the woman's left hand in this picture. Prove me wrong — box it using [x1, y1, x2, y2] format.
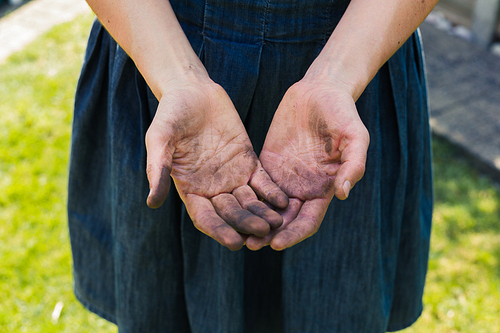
[246, 79, 369, 251]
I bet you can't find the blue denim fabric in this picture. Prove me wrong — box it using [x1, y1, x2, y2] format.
[68, 0, 433, 332]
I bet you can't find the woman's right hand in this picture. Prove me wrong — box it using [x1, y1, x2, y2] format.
[85, 0, 289, 250]
[145, 76, 289, 250]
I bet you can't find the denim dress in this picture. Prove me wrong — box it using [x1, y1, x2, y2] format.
[68, 0, 433, 332]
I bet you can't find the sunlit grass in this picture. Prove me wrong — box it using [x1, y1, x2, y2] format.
[0, 13, 117, 333]
[1, 11, 499, 333]
[402, 139, 500, 333]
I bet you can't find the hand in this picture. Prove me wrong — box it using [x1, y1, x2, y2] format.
[246, 80, 369, 251]
[145, 78, 289, 251]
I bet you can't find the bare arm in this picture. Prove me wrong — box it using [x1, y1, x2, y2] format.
[306, 0, 439, 99]
[86, 0, 208, 98]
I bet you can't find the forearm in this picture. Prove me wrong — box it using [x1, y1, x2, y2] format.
[86, 0, 209, 99]
[305, 0, 439, 100]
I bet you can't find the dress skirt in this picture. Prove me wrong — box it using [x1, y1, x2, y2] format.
[68, 0, 433, 332]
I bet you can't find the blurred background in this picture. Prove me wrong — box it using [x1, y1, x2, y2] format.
[0, 0, 499, 332]
[0, 0, 31, 20]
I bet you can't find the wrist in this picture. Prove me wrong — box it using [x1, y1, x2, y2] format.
[155, 61, 212, 99]
[131, 28, 211, 100]
[91, 0, 212, 100]
[302, 52, 368, 100]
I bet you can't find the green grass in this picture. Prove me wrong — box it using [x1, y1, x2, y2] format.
[1, 11, 499, 333]
[0, 13, 117, 332]
[402, 140, 500, 333]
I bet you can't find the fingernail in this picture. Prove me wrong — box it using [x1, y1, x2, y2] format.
[343, 180, 351, 198]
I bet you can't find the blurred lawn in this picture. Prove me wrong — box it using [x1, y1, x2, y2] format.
[0, 11, 499, 333]
[0, 12, 117, 332]
[403, 139, 500, 333]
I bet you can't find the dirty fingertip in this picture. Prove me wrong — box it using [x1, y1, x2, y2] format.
[146, 169, 172, 208]
[146, 179, 170, 208]
[270, 233, 291, 251]
[267, 211, 283, 230]
[268, 190, 289, 209]
[249, 221, 271, 238]
[246, 235, 270, 251]
[219, 233, 245, 251]
[245, 240, 264, 251]
[270, 240, 287, 251]
[147, 190, 163, 209]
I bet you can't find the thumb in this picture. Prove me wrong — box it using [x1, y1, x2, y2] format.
[146, 163, 172, 209]
[333, 128, 369, 200]
[145, 122, 175, 209]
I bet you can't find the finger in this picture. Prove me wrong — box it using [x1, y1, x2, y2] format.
[146, 164, 172, 208]
[233, 185, 283, 229]
[211, 193, 271, 237]
[249, 167, 289, 209]
[333, 128, 369, 200]
[246, 198, 302, 251]
[245, 230, 275, 251]
[270, 198, 330, 251]
[185, 194, 245, 251]
[145, 120, 175, 209]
